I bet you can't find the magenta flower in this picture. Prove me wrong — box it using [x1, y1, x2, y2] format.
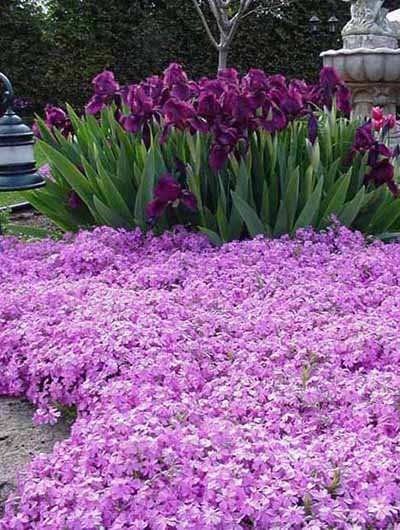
[336, 84, 352, 115]
[366, 159, 398, 196]
[353, 123, 375, 152]
[92, 71, 120, 97]
[153, 174, 181, 203]
[319, 66, 342, 92]
[44, 105, 72, 137]
[85, 95, 106, 115]
[38, 164, 54, 182]
[163, 63, 188, 87]
[146, 174, 197, 220]
[308, 114, 318, 145]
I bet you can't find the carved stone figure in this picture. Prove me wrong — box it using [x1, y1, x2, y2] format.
[342, 0, 396, 37]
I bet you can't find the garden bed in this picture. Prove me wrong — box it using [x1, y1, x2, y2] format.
[0, 226, 400, 528]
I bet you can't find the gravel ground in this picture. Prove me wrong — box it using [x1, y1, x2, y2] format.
[0, 398, 70, 515]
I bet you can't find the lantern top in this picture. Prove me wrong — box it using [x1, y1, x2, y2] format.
[0, 109, 33, 145]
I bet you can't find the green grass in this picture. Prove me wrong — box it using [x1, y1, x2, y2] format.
[0, 191, 27, 207]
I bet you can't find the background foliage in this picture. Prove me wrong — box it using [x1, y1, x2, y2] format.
[0, 0, 352, 112]
[1, 0, 399, 112]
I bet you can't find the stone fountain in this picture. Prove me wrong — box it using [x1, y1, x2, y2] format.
[321, 0, 400, 119]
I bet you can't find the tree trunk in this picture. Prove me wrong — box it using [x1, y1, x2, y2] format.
[218, 47, 229, 72]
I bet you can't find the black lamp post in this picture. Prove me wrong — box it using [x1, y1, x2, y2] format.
[0, 73, 45, 192]
[309, 14, 340, 36]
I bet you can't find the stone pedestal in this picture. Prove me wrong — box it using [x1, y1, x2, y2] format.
[321, 2, 400, 124]
[349, 82, 398, 118]
[321, 48, 400, 119]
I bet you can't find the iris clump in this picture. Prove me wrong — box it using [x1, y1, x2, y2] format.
[27, 64, 400, 241]
[1, 226, 400, 528]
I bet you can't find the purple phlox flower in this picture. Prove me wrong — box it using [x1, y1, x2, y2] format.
[38, 164, 54, 182]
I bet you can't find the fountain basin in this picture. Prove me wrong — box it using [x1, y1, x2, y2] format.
[321, 48, 400, 83]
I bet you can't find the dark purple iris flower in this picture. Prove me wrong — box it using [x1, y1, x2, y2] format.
[281, 88, 304, 120]
[218, 68, 240, 87]
[242, 69, 269, 93]
[209, 144, 231, 171]
[93, 71, 120, 97]
[260, 102, 288, 133]
[163, 98, 196, 126]
[367, 142, 392, 168]
[68, 191, 83, 209]
[83, 63, 353, 178]
[353, 123, 375, 152]
[268, 74, 287, 91]
[146, 173, 197, 220]
[198, 93, 221, 118]
[163, 63, 188, 88]
[44, 105, 72, 137]
[86, 71, 120, 115]
[200, 79, 226, 99]
[336, 84, 352, 115]
[320, 67, 341, 93]
[365, 159, 399, 196]
[308, 114, 318, 145]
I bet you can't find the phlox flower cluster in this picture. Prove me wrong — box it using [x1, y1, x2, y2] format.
[1, 226, 400, 529]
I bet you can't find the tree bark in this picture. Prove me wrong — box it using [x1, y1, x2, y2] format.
[218, 47, 229, 71]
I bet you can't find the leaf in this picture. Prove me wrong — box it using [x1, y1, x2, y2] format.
[318, 172, 351, 229]
[135, 147, 156, 228]
[369, 197, 400, 234]
[93, 196, 131, 228]
[39, 142, 94, 205]
[198, 227, 223, 246]
[293, 175, 324, 232]
[273, 167, 299, 236]
[231, 192, 265, 238]
[338, 187, 365, 227]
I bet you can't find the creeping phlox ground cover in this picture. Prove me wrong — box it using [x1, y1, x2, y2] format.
[1, 226, 400, 529]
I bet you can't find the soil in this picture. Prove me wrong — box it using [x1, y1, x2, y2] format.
[9, 208, 61, 233]
[0, 398, 71, 515]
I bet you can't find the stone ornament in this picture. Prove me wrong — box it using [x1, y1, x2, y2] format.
[342, 0, 397, 38]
